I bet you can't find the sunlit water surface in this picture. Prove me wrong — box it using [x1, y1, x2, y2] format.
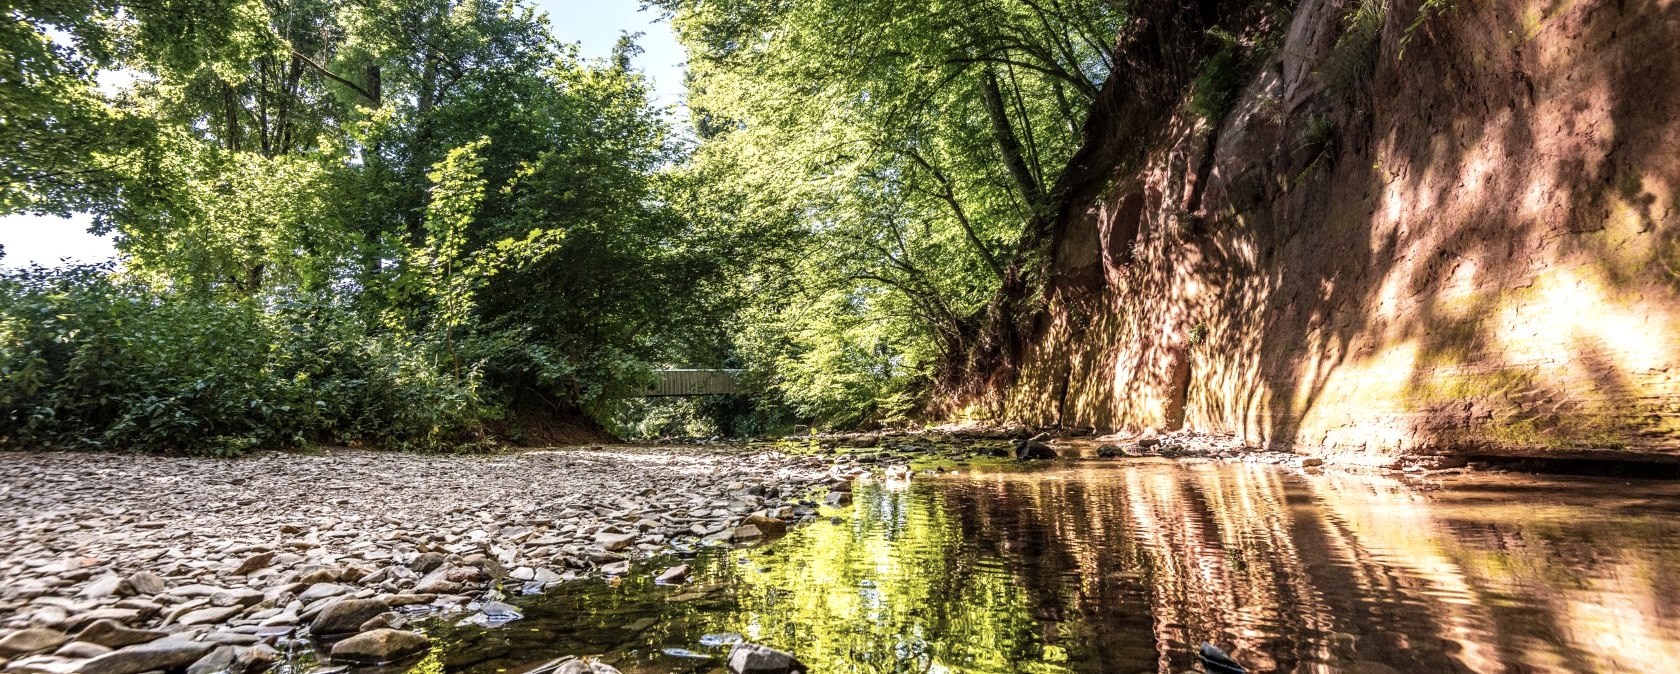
[409, 459, 1680, 674]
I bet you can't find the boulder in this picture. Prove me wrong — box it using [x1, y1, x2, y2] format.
[1013, 440, 1057, 461]
[311, 598, 388, 636]
[726, 643, 808, 674]
[76, 620, 168, 649]
[0, 629, 68, 657]
[329, 629, 430, 664]
[79, 638, 215, 674]
[823, 491, 852, 508]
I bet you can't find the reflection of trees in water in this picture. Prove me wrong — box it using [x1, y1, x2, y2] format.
[936, 465, 1680, 674]
[434, 467, 1680, 674]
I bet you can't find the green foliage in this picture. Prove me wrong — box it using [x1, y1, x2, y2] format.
[0, 264, 496, 454]
[1190, 32, 1246, 123]
[1321, 0, 1390, 94]
[653, 0, 1127, 428]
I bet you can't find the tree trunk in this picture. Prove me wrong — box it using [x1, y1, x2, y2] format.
[979, 67, 1043, 210]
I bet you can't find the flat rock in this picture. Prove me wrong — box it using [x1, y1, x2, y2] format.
[311, 599, 388, 636]
[329, 629, 430, 664]
[80, 638, 215, 674]
[175, 606, 242, 626]
[654, 565, 690, 584]
[0, 629, 69, 657]
[76, 620, 168, 649]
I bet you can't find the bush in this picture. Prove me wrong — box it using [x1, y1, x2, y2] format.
[0, 264, 499, 455]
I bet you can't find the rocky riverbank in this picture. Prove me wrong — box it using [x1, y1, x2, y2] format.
[0, 447, 846, 674]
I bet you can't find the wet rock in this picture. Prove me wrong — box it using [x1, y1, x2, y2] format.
[555, 658, 622, 674]
[824, 492, 852, 508]
[1014, 440, 1057, 461]
[1096, 444, 1124, 458]
[742, 515, 787, 537]
[726, 643, 808, 674]
[599, 561, 630, 576]
[732, 525, 764, 542]
[76, 620, 168, 649]
[1137, 437, 1162, 449]
[329, 629, 430, 664]
[0, 629, 69, 657]
[1299, 457, 1324, 468]
[80, 638, 215, 674]
[654, 565, 690, 584]
[311, 598, 388, 635]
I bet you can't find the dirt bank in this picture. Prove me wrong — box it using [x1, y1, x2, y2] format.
[954, 0, 1680, 463]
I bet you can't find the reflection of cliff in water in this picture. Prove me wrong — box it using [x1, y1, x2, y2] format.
[423, 462, 1680, 674]
[932, 463, 1680, 674]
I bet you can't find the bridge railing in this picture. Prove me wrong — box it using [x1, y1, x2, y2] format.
[643, 369, 743, 397]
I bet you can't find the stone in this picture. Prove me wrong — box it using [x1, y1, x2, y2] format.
[725, 643, 808, 674]
[0, 629, 69, 657]
[53, 641, 112, 659]
[408, 552, 447, 573]
[121, 572, 165, 597]
[296, 583, 347, 603]
[75, 620, 168, 649]
[741, 515, 787, 537]
[232, 553, 276, 576]
[555, 658, 622, 674]
[1300, 457, 1324, 468]
[310, 598, 388, 636]
[654, 565, 690, 584]
[824, 491, 851, 508]
[599, 561, 630, 576]
[184, 645, 237, 674]
[1096, 444, 1124, 458]
[209, 589, 263, 608]
[732, 525, 764, 541]
[1014, 440, 1057, 461]
[175, 606, 241, 626]
[80, 575, 124, 598]
[328, 629, 430, 664]
[79, 638, 215, 674]
[594, 533, 636, 552]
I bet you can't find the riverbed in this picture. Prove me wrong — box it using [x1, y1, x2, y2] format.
[415, 457, 1680, 674]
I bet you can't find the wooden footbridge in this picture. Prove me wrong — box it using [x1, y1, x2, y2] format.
[643, 369, 743, 397]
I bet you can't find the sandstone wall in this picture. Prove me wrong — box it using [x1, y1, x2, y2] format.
[1002, 0, 1680, 460]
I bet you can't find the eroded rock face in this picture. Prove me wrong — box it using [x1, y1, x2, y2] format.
[959, 0, 1680, 464]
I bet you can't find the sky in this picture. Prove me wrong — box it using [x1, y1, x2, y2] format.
[0, 0, 686, 269]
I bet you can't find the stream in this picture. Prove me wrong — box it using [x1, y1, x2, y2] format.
[408, 458, 1680, 674]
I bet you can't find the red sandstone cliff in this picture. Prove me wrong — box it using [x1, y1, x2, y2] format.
[960, 0, 1680, 461]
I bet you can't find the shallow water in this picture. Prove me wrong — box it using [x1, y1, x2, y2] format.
[415, 459, 1680, 674]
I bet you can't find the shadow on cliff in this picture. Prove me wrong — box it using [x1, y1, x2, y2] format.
[1176, 0, 1679, 453]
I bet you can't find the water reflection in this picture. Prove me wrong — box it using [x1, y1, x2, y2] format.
[422, 461, 1680, 674]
